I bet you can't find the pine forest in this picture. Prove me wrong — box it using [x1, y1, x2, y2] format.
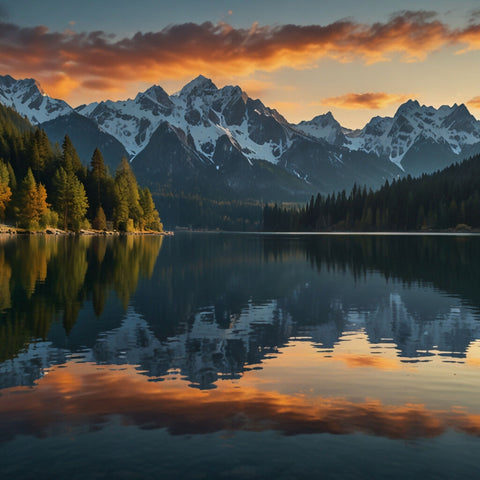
[264, 155, 480, 232]
[0, 104, 162, 232]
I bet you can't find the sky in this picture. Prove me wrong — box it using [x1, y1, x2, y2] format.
[2, 0, 480, 128]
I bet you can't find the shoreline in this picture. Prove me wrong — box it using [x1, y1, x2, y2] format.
[173, 225, 480, 235]
[0, 225, 174, 236]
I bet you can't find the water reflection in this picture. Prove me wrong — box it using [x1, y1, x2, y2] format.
[1, 234, 480, 391]
[0, 235, 163, 363]
[2, 360, 480, 443]
[2, 233, 480, 479]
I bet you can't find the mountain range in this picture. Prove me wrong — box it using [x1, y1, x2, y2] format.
[1, 73, 479, 201]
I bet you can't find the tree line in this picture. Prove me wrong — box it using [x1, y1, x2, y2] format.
[0, 104, 162, 232]
[152, 190, 263, 230]
[264, 154, 480, 231]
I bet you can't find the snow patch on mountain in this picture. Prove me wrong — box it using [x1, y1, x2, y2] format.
[75, 84, 174, 157]
[3, 73, 480, 181]
[299, 99, 480, 168]
[75, 75, 293, 164]
[0, 74, 72, 124]
[355, 100, 480, 164]
[295, 112, 346, 146]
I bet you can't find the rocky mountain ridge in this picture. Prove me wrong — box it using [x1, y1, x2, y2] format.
[1, 74, 478, 200]
[297, 99, 480, 170]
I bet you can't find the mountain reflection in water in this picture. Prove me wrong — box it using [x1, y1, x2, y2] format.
[1, 233, 480, 479]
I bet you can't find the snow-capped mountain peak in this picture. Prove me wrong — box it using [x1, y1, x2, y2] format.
[295, 112, 347, 146]
[136, 84, 172, 107]
[72, 76, 295, 164]
[178, 75, 218, 98]
[0, 74, 72, 124]
[2, 74, 480, 196]
[394, 98, 420, 116]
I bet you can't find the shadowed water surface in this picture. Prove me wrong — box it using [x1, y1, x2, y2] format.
[1, 233, 480, 479]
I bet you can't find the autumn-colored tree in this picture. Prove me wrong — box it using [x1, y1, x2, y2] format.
[0, 104, 163, 233]
[16, 169, 56, 229]
[35, 183, 49, 218]
[35, 182, 57, 228]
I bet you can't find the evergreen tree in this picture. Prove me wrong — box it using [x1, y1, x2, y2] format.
[6, 162, 16, 191]
[70, 178, 89, 231]
[139, 187, 162, 231]
[113, 157, 143, 231]
[53, 167, 69, 230]
[88, 148, 107, 211]
[61, 135, 85, 180]
[92, 206, 107, 230]
[53, 167, 89, 231]
[18, 169, 39, 228]
[0, 105, 164, 232]
[0, 162, 12, 220]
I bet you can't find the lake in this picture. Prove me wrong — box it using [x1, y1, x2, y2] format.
[1, 232, 480, 479]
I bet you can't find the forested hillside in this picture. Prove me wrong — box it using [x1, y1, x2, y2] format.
[0, 104, 162, 232]
[264, 155, 480, 231]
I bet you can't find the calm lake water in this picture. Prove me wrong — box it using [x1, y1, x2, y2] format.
[1, 233, 480, 479]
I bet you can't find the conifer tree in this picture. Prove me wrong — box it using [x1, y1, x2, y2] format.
[70, 178, 89, 231]
[29, 129, 54, 185]
[6, 162, 16, 191]
[35, 182, 55, 228]
[90, 148, 107, 181]
[0, 162, 12, 220]
[18, 168, 39, 228]
[61, 135, 85, 180]
[88, 148, 107, 216]
[92, 206, 107, 230]
[53, 167, 89, 231]
[53, 167, 69, 230]
[113, 157, 143, 231]
[139, 187, 162, 231]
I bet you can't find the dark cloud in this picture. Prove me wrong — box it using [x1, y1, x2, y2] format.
[468, 8, 480, 22]
[0, 11, 478, 99]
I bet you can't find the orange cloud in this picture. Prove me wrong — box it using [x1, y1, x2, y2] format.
[0, 11, 479, 103]
[467, 96, 480, 108]
[321, 92, 412, 109]
[0, 361, 480, 443]
[46, 73, 80, 99]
